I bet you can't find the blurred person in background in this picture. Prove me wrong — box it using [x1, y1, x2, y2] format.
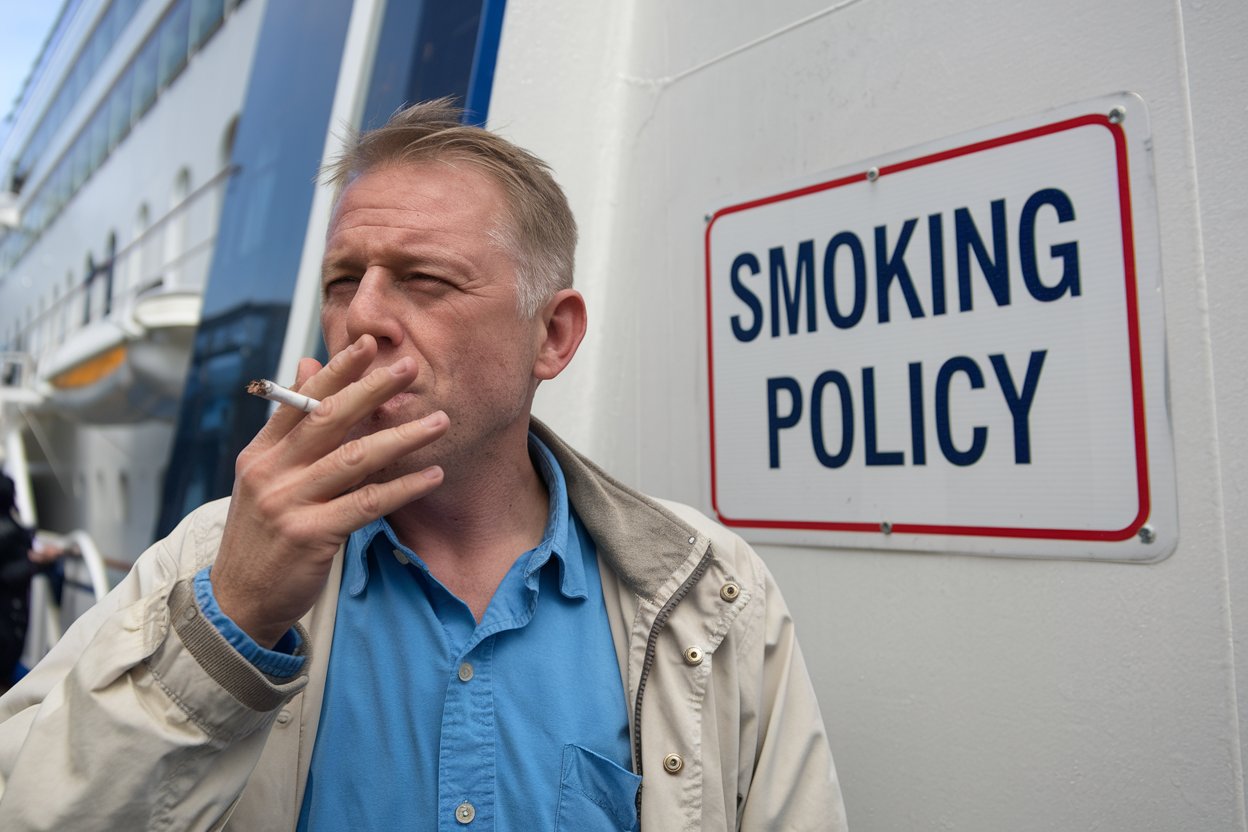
[0, 474, 63, 692]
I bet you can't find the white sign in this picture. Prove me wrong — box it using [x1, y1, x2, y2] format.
[704, 94, 1176, 560]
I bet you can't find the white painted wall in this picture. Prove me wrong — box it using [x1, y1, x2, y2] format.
[493, 0, 1248, 828]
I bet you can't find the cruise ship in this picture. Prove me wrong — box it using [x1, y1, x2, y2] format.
[0, 1, 1245, 829]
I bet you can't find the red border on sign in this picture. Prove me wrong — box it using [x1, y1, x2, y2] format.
[703, 113, 1149, 542]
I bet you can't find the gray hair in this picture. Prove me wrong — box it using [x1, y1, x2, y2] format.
[322, 98, 577, 318]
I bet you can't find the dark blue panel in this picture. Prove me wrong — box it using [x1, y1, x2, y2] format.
[156, 0, 355, 537]
[359, 0, 491, 131]
[157, 0, 510, 539]
[464, 0, 507, 125]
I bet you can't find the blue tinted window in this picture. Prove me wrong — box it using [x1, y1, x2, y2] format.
[157, 0, 508, 536]
[158, 0, 193, 90]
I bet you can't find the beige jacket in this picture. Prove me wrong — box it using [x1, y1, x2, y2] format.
[0, 422, 846, 831]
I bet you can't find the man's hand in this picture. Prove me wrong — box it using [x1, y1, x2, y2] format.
[211, 334, 448, 647]
[28, 538, 67, 566]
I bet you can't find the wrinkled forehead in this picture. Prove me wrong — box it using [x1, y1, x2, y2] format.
[328, 155, 516, 233]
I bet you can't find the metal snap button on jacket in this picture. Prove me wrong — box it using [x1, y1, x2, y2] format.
[663, 753, 685, 774]
[720, 581, 741, 602]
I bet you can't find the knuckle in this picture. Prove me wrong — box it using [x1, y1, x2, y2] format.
[308, 394, 339, 422]
[272, 512, 308, 543]
[235, 449, 265, 484]
[337, 438, 367, 468]
[353, 484, 384, 517]
[255, 492, 284, 521]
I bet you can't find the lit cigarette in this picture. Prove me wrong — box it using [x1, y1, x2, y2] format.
[246, 379, 320, 413]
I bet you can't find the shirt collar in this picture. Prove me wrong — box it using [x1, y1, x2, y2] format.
[342, 431, 587, 600]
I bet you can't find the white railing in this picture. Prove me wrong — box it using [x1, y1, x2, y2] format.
[62, 530, 110, 603]
[23, 530, 113, 668]
[8, 164, 235, 371]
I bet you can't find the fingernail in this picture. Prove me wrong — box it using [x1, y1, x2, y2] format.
[421, 466, 443, 480]
[390, 358, 413, 375]
[421, 410, 447, 428]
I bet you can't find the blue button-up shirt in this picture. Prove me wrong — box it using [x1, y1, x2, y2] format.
[290, 434, 639, 831]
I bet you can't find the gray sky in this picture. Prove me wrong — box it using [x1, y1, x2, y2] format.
[0, 2, 63, 124]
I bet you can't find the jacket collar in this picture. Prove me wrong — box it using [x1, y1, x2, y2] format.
[529, 418, 699, 603]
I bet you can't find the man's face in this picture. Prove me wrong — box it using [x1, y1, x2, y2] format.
[320, 160, 544, 481]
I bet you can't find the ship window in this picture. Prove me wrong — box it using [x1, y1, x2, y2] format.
[69, 135, 88, 192]
[132, 38, 160, 120]
[118, 472, 130, 518]
[105, 232, 118, 317]
[191, 0, 226, 49]
[219, 116, 238, 165]
[88, 114, 109, 174]
[107, 68, 135, 151]
[7, 0, 248, 272]
[134, 204, 151, 288]
[12, 0, 145, 184]
[83, 254, 96, 325]
[167, 170, 192, 284]
[158, 0, 193, 91]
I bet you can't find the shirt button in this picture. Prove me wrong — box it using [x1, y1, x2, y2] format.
[458, 662, 474, 682]
[663, 753, 685, 774]
[455, 801, 476, 823]
[275, 709, 292, 726]
[392, 548, 410, 565]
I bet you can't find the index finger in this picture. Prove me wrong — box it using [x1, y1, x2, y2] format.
[250, 336, 375, 448]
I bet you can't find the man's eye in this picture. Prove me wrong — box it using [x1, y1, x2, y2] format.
[324, 277, 358, 295]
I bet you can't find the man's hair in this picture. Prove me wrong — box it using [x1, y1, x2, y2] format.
[322, 98, 577, 318]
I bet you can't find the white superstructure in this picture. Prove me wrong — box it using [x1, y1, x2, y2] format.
[0, 0, 264, 580]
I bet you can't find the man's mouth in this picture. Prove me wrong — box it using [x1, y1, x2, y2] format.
[369, 390, 419, 421]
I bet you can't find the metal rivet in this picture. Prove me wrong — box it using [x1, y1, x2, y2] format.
[275, 709, 292, 726]
[663, 753, 684, 774]
[458, 662, 474, 682]
[880, 521, 893, 535]
[720, 582, 740, 602]
[1138, 525, 1156, 544]
[683, 646, 704, 666]
[455, 801, 475, 823]
[688, 536, 696, 545]
[1108, 106, 1126, 124]
[866, 166, 880, 181]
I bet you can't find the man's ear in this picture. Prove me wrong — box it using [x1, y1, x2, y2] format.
[533, 289, 587, 381]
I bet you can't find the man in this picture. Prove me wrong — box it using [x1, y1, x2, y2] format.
[0, 100, 846, 830]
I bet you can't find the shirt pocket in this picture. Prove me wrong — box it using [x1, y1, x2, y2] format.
[555, 744, 641, 832]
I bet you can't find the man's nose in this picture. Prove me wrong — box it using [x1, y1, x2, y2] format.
[344, 269, 405, 348]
